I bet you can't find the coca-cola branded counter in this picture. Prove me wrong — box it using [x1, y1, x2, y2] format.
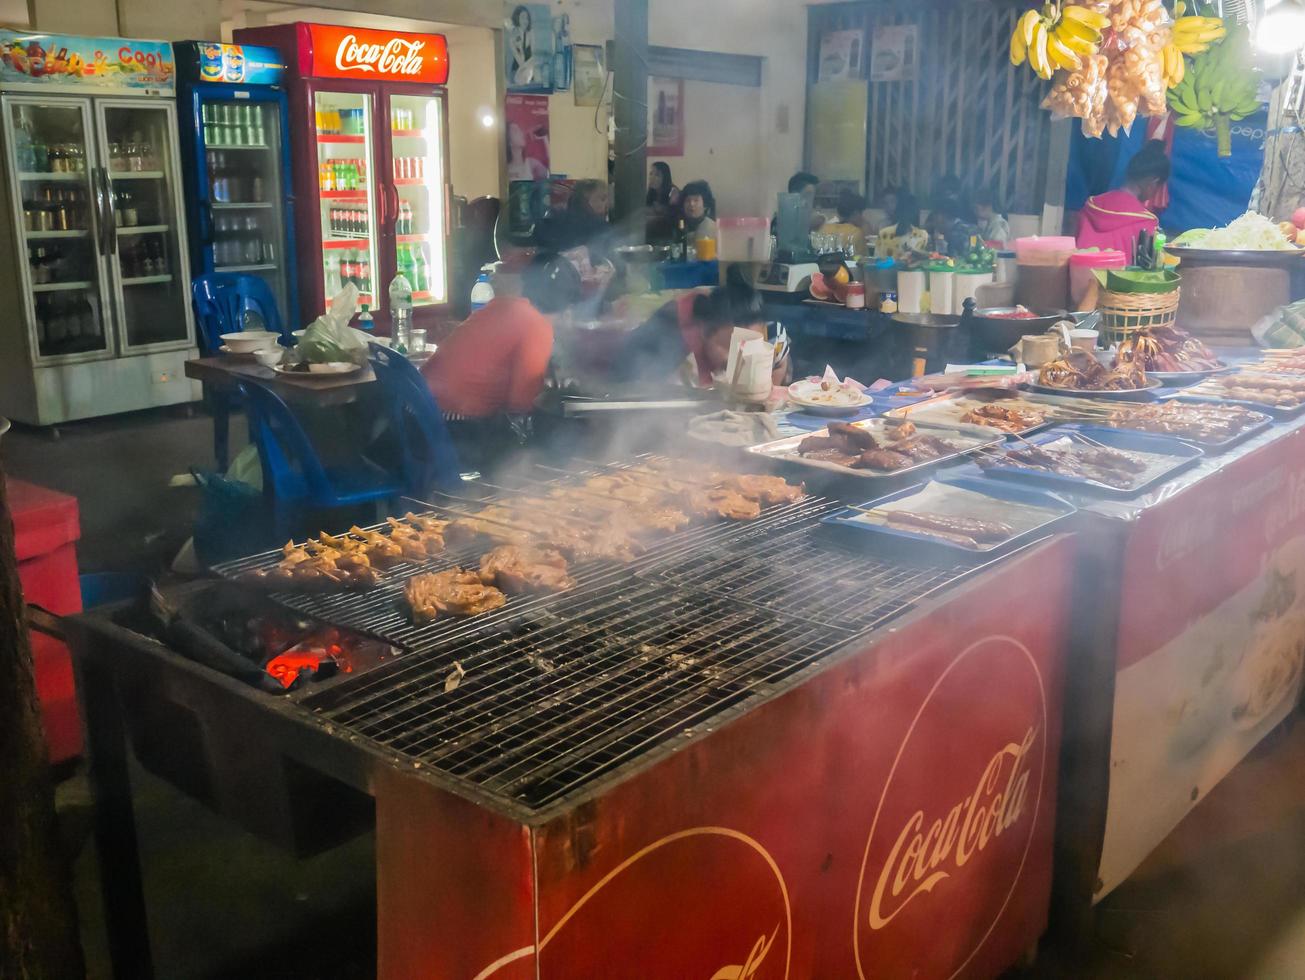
[1053, 416, 1305, 921]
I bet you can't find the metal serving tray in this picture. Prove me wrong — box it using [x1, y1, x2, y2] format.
[1023, 379, 1163, 401]
[821, 476, 1076, 558]
[1175, 374, 1305, 419]
[884, 390, 1065, 437]
[1101, 406, 1273, 454]
[745, 418, 1004, 481]
[976, 425, 1204, 499]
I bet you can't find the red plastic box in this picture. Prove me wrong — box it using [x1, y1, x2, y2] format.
[9, 478, 82, 764]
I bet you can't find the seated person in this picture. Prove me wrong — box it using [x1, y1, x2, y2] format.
[874, 191, 930, 263]
[615, 265, 790, 388]
[926, 200, 977, 257]
[973, 187, 1011, 246]
[421, 252, 580, 417]
[680, 179, 718, 243]
[536, 180, 614, 263]
[820, 188, 868, 254]
[645, 161, 681, 242]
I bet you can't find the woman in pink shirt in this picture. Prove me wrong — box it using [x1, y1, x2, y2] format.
[1076, 140, 1170, 255]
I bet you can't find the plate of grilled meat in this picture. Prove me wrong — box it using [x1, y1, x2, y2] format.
[747, 418, 1004, 479]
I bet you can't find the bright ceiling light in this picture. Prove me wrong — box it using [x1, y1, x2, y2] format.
[1258, 2, 1305, 54]
[480, 112, 495, 128]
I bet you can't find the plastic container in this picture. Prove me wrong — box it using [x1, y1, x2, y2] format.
[717, 216, 771, 263]
[927, 267, 954, 316]
[1013, 236, 1077, 265]
[897, 269, 926, 314]
[1069, 250, 1127, 310]
[470, 271, 495, 311]
[954, 269, 994, 314]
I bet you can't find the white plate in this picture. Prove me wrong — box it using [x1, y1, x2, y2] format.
[274, 362, 362, 377]
[787, 379, 873, 414]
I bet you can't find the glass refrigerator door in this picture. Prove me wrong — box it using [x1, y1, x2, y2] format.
[388, 92, 447, 306]
[200, 96, 289, 324]
[96, 99, 193, 350]
[314, 90, 379, 311]
[2, 95, 112, 362]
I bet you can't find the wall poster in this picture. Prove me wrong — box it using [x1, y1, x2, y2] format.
[648, 76, 684, 157]
[870, 24, 918, 82]
[573, 43, 605, 106]
[505, 92, 550, 182]
[505, 3, 554, 92]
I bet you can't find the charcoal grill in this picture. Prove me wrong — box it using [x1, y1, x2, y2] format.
[71, 499, 1073, 979]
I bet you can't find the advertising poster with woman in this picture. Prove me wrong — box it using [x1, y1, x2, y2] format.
[505, 3, 555, 93]
[505, 93, 550, 182]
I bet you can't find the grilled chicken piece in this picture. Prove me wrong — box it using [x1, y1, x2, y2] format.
[545, 523, 642, 562]
[479, 545, 576, 595]
[827, 421, 880, 451]
[445, 510, 534, 549]
[405, 569, 507, 623]
[883, 511, 1014, 543]
[582, 474, 669, 504]
[889, 421, 917, 440]
[684, 488, 762, 521]
[722, 474, 806, 506]
[348, 526, 405, 565]
[797, 434, 841, 455]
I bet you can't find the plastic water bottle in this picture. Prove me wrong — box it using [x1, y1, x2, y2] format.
[470, 269, 494, 312]
[356, 302, 374, 331]
[388, 272, 413, 352]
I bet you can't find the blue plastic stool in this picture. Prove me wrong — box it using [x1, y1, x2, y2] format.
[368, 342, 461, 497]
[238, 380, 401, 538]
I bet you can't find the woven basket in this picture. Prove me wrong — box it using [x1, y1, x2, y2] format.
[1099, 287, 1180, 346]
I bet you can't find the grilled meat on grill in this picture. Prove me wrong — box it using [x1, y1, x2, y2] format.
[405, 569, 507, 622]
[684, 488, 762, 521]
[478, 545, 576, 595]
[241, 540, 381, 590]
[721, 474, 807, 506]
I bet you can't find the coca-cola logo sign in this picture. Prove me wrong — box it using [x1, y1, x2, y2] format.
[334, 34, 425, 76]
[475, 827, 791, 979]
[307, 24, 448, 84]
[853, 636, 1047, 979]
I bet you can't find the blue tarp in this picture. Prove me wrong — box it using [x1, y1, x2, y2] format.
[1065, 111, 1267, 233]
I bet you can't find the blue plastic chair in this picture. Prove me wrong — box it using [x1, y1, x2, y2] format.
[190, 272, 289, 355]
[191, 273, 292, 471]
[368, 342, 462, 497]
[238, 380, 401, 537]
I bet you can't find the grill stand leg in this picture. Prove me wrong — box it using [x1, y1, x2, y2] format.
[79, 657, 154, 980]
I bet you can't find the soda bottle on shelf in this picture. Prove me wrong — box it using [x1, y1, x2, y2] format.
[321, 161, 334, 192]
[359, 253, 371, 295]
[412, 244, 428, 294]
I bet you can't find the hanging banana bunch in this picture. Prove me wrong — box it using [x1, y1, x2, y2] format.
[1011, 3, 1110, 80]
[1166, 19, 1259, 156]
[1170, 0, 1227, 54]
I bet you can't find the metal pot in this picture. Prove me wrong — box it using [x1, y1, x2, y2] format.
[969, 307, 1071, 358]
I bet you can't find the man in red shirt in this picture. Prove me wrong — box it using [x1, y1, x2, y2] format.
[422, 253, 580, 417]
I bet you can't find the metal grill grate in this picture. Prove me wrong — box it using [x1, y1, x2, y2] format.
[218, 456, 982, 812]
[299, 579, 855, 811]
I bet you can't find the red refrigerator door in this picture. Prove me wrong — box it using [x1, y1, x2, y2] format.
[290, 78, 385, 322]
[377, 84, 451, 329]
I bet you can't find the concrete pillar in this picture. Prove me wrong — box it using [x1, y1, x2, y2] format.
[611, 0, 647, 226]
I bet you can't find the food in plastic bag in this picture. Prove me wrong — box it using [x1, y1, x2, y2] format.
[295, 283, 369, 365]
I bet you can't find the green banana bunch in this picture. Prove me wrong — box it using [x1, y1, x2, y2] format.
[1167, 21, 1260, 157]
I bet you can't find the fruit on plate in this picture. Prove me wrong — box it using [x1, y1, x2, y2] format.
[809, 271, 831, 301]
[1167, 18, 1259, 156]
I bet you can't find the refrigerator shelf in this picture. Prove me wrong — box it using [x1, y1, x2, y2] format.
[320, 190, 367, 200]
[122, 274, 174, 286]
[26, 229, 89, 239]
[397, 234, 427, 243]
[323, 237, 371, 249]
[395, 178, 423, 186]
[110, 171, 166, 180]
[19, 171, 86, 182]
[209, 143, 271, 151]
[216, 263, 277, 273]
[117, 225, 169, 235]
[391, 129, 426, 138]
[212, 201, 275, 209]
[317, 134, 365, 144]
[32, 280, 92, 292]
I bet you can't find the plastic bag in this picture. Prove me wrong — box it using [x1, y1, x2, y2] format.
[296, 282, 368, 364]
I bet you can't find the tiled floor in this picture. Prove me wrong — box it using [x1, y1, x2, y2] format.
[10, 407, 1305, 979]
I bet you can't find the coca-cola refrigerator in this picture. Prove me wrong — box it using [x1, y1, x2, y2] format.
[0, 31, 197, 426]
[233, 22, 449, 327]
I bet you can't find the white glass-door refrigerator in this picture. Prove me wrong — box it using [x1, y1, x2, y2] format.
[0, 31, 197, 426]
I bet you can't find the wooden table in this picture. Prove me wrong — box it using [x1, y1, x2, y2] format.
[185, 356, 377, 468]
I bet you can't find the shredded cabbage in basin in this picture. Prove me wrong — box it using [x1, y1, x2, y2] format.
[1191, 211, 1296, 251]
